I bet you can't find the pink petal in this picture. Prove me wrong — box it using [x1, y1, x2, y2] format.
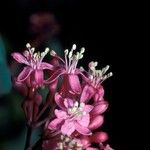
[91, 101, 108, 116]
[64, 98, 74, 108]
[54, 109, 68, 119]
[75, 122, 92, 135]
[90, 132, 108, 143]
[44, 68, 65, 84]
[89, 115, 104, 130]
[94, 86, 104, 102]
[68, 74, 81, 94]
[40, 62, 54, 70]
[77, 114, 90, 127]
[35, 70, 44, 85]
[48, 118, 63, 130]
[84, 105, 94, 113]
[61, 120, 75, 136]
[17, 66, 33, 82]
[55, 93, 66, 110]
[80, 84, 95, 103]
[11, 52, 29, 65]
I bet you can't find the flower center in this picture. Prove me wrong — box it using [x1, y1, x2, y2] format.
[67, 101, 86, 118]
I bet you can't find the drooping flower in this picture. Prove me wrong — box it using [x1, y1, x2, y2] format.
[48, 93, 93, 136]
[80, 61, 113, 103]
[12, 43, 53, 88]
[45, 44, 86, 96]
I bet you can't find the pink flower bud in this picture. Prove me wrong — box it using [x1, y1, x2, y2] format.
[91, 132, 108, 143]
[89, 115, 104, 130]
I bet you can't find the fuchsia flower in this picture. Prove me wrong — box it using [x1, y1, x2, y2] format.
[45, 44, 86, 95]
[12, 43, 53, 88]
[81, 61, 113, 103]
[48, 92, 108, 137]
[48, 93, 93, 136]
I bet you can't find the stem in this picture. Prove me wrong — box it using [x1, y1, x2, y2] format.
[35, 92, 54, 121]
[24, 125, 32, 150]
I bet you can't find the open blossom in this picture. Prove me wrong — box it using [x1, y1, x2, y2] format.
[11, 43, 53, 88]
[45, 44, 86, 95]
[81, 61, 113, 103]
[48, 93, 93, 136]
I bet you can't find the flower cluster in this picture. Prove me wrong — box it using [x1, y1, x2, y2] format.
[12, 43, 113, 150]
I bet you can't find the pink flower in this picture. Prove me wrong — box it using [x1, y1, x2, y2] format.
[48, 93, 93, 136]
[12, 43, 53, 88]
[81, 62, 113, 103]
[45, 44, 87, 96]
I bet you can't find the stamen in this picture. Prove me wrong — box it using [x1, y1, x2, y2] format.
[72, 44, 77, 50]
[50, 50, 56, 56]
[26, 43, 31, 48]
[45, 47, 50, 54]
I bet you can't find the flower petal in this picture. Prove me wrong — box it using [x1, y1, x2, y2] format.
[84, 105, 94, 113]
[68, 74, 81, 94]
[64, 98, 74, 108]
[75, 122, 92, 135]
[94, 86, 104, 102]
[91, 101, 108, 116]
[17, 66, 33, 82]
[61, 120, 75, 136]
[77, 114, 90, 127]
[54, 109, 68, 119]
[48, 118, 63, 130]
[40, 62, 54, 70]
[55, 93, 66, 110]
[35, 70, 44, 85]
[11, 52, 29, 65]
[80, 84, 95, 103]
[89, 115, 104, 130]
[44, 68, 65, 84]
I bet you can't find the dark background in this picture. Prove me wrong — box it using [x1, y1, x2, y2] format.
[0, 0, 140, 149]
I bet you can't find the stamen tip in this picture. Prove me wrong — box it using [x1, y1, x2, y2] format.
[72, 44, 77, 50]
[26, 43, 31, 48]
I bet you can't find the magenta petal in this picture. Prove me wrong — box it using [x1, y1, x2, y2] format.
[77, 114, 90, 127]
[54, 109, 68, 119]
[68, 74, 81, 94]
[80, 85, 95, 103]
[44, 68, 65, 84]
[48, 118, 63, 130]
[11, 52, 28, 65]
[89, 115, 104, 130]
[17, 66, 33, 82]
[55, 93, 66, 110]
[84, 105, 94, 113]
[35, 70, 44, 85]
[75, 122, 92, 135]
[64, 98, 74, 108]
[91, 101, 108, 116]
[94, 86, 104, 102]
[40, 62, 54, 70]
[61, 120, 75, 136]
